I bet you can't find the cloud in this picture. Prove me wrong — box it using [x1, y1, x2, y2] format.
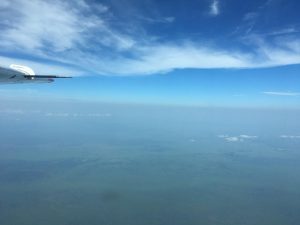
[1, 0, 88, 52]
[87, 113, 111, 117]
[45, 112, 112, 118]
[164, 17, 175, 23]
[101, 43, 253, 75]
[263, 92, 300, 96]
[209, 0, 220, 16]
[45, 112, 70, 117]
[217, 135, 228, 138]
[236, 0, 276, 36]
[0, 0, 135, 52]
[0, 0, 300, 76]
[139, 16, 175, 24]
[239, 135, 258, 139]
[225, 137, 240, 142]
[280, 135, 300, 139]
[0, 107, 112, 118]
[43, 112, 112, 118]
[266, 28, 298, 36]
[218, 134, 258, 142]
[0, 109, 25, 115]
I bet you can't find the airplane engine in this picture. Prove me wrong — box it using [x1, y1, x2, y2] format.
[10, 64, 35, 79]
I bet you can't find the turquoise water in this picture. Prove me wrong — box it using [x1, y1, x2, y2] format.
[0, 101, 300, 225]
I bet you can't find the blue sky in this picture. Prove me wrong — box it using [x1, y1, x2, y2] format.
[0, 0, 300, 107]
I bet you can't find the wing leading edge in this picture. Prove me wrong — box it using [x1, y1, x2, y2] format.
[0, 65, 72, 84]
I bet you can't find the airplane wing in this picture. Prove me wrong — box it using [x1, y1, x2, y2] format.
[0, 65, 71, 84]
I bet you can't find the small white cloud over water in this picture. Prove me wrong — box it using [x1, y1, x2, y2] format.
[45, 112, 70, 117]
[280, 135, 300, 139]
[218, 134, 258, 142]
[0, 109, 25, 115]
[45, 112, 112, 118]
[0, 108, 111, 118]
[239, 135, 258, 139]
[225, 137, 240, 142]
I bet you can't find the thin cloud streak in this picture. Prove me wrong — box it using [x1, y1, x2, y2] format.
[0, 107, 112, 118]
[263, 92, 300, 96]
[280, 135, 300, 139]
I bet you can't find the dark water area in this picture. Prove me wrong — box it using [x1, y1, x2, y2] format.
[0, 101, 300, 225]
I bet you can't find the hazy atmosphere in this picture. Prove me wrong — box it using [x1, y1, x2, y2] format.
[1, 0, 300, 225]
[1, 99, 300, 225]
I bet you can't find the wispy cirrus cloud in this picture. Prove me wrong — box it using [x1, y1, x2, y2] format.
[209, 0, 220, 16]
[263, 92, 300, 96]
[0, 0, 135, 52]
[0, 0, 300, 76]
[138, 15, 175, 24]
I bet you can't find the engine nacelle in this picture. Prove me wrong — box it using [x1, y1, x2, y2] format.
[10, 64, 35, 79]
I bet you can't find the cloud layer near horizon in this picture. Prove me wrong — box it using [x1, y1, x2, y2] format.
[1, 0, 300, 76]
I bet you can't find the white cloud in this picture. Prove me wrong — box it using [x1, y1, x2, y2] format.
[164, 17, 175, 23]
[45, 112, 111, 118]
[218, 134, 258, 142]
[1, 0, 87, 51]
[243, 12, 258, 22]
[225, 137, 240, 142]
[0, 0, 300, 76]
[138, 16, 175, 24]
[100, 43, 253, 75]
[239, 135, 258, 139]
[267, 28, 298, 36]
[87, 113, 111, 117]
[0, 108, 42, 115]
[91, 39, 300, 75]
[217, 135, 228, 138]
[94, 3, 109, 13]
[263, 92, 300, 96]
[280, 135, 300, 139]
[0, 0, 134, 52]
[0, 108, 112, 118]
[210, 0, 220, 16]
[45, 112, 70, 117]
[0, 109, 25, 115]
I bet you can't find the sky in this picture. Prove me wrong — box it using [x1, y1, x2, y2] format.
[0, 0, 300, 107]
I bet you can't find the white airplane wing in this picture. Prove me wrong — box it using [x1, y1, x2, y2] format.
[0, 64, 71, 84]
